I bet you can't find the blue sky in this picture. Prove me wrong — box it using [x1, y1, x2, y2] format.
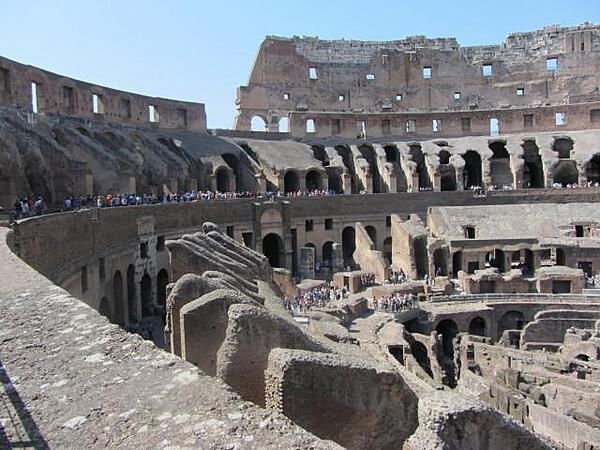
[2, 0, 599, 128]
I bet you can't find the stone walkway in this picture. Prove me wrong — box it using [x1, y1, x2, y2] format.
[0, 227, 339, 449]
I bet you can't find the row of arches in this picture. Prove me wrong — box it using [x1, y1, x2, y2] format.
[283, 169, 324, 193]
[98, 265, 169, 325]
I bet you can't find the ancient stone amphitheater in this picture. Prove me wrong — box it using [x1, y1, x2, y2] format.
[2, 23, 600, 449]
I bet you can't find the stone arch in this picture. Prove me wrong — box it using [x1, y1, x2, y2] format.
[262, 233, 284, 268]
[409, 144, 431, 190]
[126, 264, 137, 323]
[384, 144, 407, 192]
[433, 248, 448, 276]
[99, 296, 113, 322]
[553, 160, 578, 186]
[221, 153, 242, 191]
[486, 249, 505, 272]
[524, 249, 534, 275]
[383, 236, 392, 264]
[365, 225, 377, 248]
[585, 154, 600, 184]
[322, 241, 334, 267]
[489, 141, 512, 188]
[552, 137, 574, 159]
[335, 145, 357, 193]
[113, 270, 125, 325]
[414, 236, 428, 279]
[342, 226, 356, 267]
[468, 316, 486, 336]
[156, 269, 169, 307]
[305, 169, 322, 190]
[439, 150, 456, 191]
[311, 145, 329, 166]
[358, 144, 383, 193]
[278, 117, 289, 133]
[284, 170, 300, 193]
[556, 248, 566, 266]
[462, 150, 482, 189]
[215, 166, 231, 192]
[140, 272, 152, 318]
[452, 251, 463, 277]
[523, 140, 544, 188]
[328, 168, 343, 194]
[436, 319, 458, 359]
[250, 115, 268, 132]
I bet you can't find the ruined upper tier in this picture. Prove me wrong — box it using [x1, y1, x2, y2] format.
[235, 24, 600, 138]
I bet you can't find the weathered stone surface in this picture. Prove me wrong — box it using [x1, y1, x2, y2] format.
[404, 391, 551, 450]
[266, 348, 419, 450]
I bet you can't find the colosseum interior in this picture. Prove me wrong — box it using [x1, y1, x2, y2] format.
[2, 23, 600, 449]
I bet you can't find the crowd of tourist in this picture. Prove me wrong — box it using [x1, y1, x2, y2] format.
[370, 292, 419, 313]
[283, 282, 348, 315]
[13, 197, 47, 219]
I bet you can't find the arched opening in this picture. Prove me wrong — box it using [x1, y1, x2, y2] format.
[284, 171, 300, 193]
[306, 119, 315, 133]
[327, 168, 343, 194]
[585, 154, 600, 184]
[439, 150, 456, 191]
[409, 144, 431, 190]
[140, 273, 152, 318]
[305, 170, 322, 190]
[462, 150, 482, 189]
[383, 237, 392, 264]
[433, 248, 447, 276]
[552, 137, 573, 159]
[156, 269, 169, 307]
[250, 115, 267, 132]
[436, 319, 458, 359]
[222, 153, 242, 191]
[311, 145, 329, 166]
[342, 226, 356, 267]
[322, 241, 334, 268]
[410, 341, 433, 378]
[556, 248, 566, 266]
[365, 225, 377, 248]
[499, 310, 525, 337]
[414, 236, 428, 279]
[278, 117, 289, 133]
[468, 317, 486, 336]
[99, 297, 113, 322]
[113, 270, 125, 325]
[127, 264, 137, 323]
[524, 249, 534, 275]
[335, 145, 358, 194]
[215, 167, 230, 192]
[523, 140, 544, 188]
[553, 160, 578, 186]
[489, 141, 512, 189]
[452, 251, 463, 278]
[262, 233, 284, 268]
[384, 144, 407, 192]
[486, 249, 505, 272]
[359, 144, 383, 193]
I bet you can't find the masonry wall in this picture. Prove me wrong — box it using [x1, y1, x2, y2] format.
[0, 56, 206, 131]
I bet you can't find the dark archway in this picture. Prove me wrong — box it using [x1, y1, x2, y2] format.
[140, 273, 152, 318]
[342, 226, 356, 267]
[327, 168, 343, 194]
[468, 317, 486, 336]
[311, 145, 329, 166]
[499, 310, 525, 337]
[222, 153, 241, 191]
[156, 269, 169, 307]
[575, 354, 591, 362]
[438, 150, 456, 192]
[215, 167, 230, 192]
[524, 249, 534, 275]
[284, 171, 300, 193]
[523, 140, 544, 188]
[452, 251, 463, 277]
[585, 154, 600, 184]
[99, 297, 112, 322]
[556, 248, 566, 266]
[384, 144, 407, 192]
[305, 170, 322, 190]
[436, 319, 458, 359]
[127, 264, 137, 323]
[553, 137, 573, 159]
[553, 160, 578, 186]
[410, 341, 433, 378]
[113, 270, 125, 325]
[383, 236, 392, 264]
[489, 141, 512, 189]
[462, 150, 482, 189]
[414, 236, 428, 278]
[263, 233, 284, 268]
[486, 249, 506, 272]
[409, 144, 431, 190]
[365, 225, 377, 248]
[358, 144, 383, 193]
[433, 248, 448, 276]
[322, 241, 334, 267]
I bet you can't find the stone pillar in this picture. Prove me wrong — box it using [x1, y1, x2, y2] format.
[510, 154, 524, 190]
[482, 157, 492, 191]
[455, 166, 464, 191]
[321, 173, 329, 192]
[256, 173, 266, 193]
[188, 178, 197, 192]
[332, 243, 344, 271]
[342, 172, 352, 194]
[388, 171, 397, 193]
